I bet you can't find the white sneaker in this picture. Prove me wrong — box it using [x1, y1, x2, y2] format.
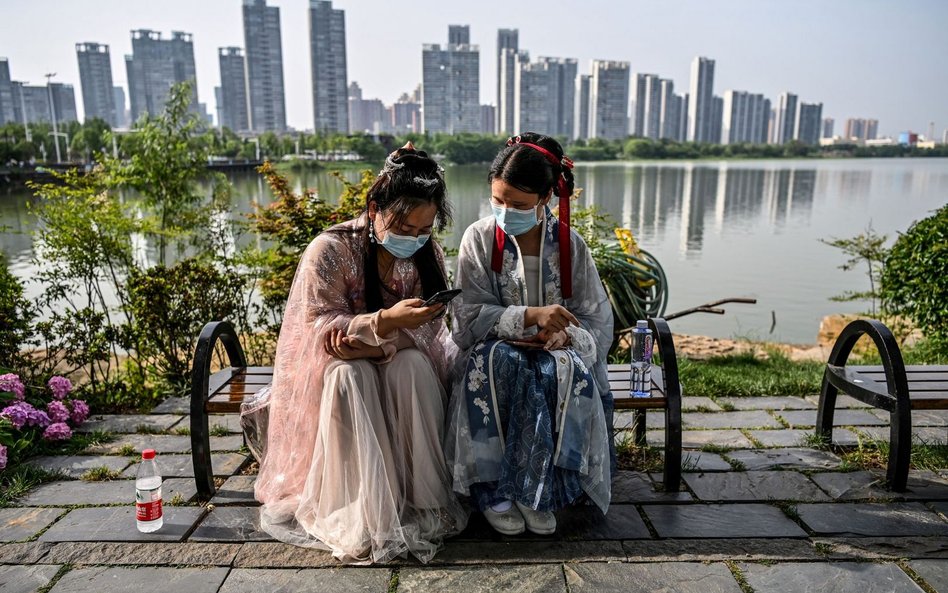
[515, 502, 557, 535]
[483, 505, 525, 535]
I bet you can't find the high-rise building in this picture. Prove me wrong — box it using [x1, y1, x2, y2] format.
[480, 104, 496, 135]
[679, 93, 690, 142]
[633, 73, 664, 139]
[125, 30, 199, 120]
[421, 27, 480, 134]
[638, 74, 668, 139]
[347, 81, 385, 133]
[542, 57, 577, 138]
[574, 74, 590, 140]
[243, 0, 286, 132]
[76, 42, 116, 126]
[0, 59, 15, 125]
[710, 95, 723, 144]
[10, 82, 77, 124]
[449, 25, 470, 46]
[112, 86, 128, 128]
[309, 0, 349, 133]
[589, 60, 629, 140]
[687, 56, 715, 142]
[49, 83, 78, 123]
[722, 90, 770, 144]
[658, 80, 682, 141]
[389, 91, 420, 134]
[515, 56, 576, 137]
[822, 117, 834, 139]
[844, 118, 879, 141]
[499, 49, 527, 135]
[795, 102, 823, 145]
[217, 47, 249, 132]
[496, 28, 518, 134]
[773, 92, 798, 144]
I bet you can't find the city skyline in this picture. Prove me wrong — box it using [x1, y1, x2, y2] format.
[0, 0, 945, 137]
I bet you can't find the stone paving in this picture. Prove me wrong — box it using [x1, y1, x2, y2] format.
[0, 396, 945, 592]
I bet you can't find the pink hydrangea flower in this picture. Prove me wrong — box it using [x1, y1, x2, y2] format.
[0, 444, 7, 470]
[0, 373, 25, 400]
[47, 376, 72, 400]
[70, 400, 90, 426]
[1, 402, 30, 429]
[47, 400, 70, 424]
[43, 422, 72, 441]
[27, 406, 50, 428]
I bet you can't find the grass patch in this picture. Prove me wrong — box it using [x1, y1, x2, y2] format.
[699, 443, 733, 455]
[679, 351, 823, 398]
[0, 464, 66, 506]
[615, 433, 664, 473]
[167, 492, 186, 506]
[117, 444, 137, 456]
[173, 426, 191, 436]
[135, 424, 165, 435]
[838, 434, 948, 472]
[724, 560, 755, 593]
[80, 466, 125, 482]
[800, 432, 832, 450]
[209, 424, 230, 437]
[387, 568, 400, 593]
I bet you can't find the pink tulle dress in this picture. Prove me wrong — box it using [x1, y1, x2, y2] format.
[241, 216, 467, 564]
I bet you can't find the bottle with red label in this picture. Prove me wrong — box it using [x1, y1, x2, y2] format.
[135, 449, 163, 532]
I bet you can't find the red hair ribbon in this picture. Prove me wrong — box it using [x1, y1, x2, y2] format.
[491, 139, 574, 299]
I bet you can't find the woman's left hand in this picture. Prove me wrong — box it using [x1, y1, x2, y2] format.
[324, 327, 385, 360]
[538, 328, 571, 351]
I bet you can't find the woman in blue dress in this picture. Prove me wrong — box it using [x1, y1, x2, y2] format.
[444, 133, 615, 535]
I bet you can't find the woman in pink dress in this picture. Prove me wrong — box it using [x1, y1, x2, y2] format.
[244, 143, 467, 563]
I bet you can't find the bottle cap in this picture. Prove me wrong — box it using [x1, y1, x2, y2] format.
[636, 320, 648, 328]
[142, 449, 156, 460]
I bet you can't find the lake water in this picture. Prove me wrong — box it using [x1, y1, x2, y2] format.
[2, 157, 946, 344]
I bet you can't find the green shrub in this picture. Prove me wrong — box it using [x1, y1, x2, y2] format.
[881, 204, 948, 353]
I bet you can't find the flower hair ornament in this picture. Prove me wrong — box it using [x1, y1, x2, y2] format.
[492, 136, 575, 298]
[413, 176, 440, 187]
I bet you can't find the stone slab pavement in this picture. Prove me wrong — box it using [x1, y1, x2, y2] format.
[0, 395, 944, 592]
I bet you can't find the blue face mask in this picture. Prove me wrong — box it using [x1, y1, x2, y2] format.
[492, 204, 540, 236]
[380, 230, 430, 259]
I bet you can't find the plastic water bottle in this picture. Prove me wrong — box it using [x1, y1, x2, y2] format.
[135, 449, 163, 532]
[630, 320, 653, 397]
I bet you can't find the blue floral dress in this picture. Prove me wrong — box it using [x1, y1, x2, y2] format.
[444, 207, 615, 513]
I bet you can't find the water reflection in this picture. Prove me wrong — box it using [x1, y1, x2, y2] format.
[2, 158, 946, 344]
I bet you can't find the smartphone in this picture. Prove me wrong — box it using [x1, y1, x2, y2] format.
[423, 288, 462, 307]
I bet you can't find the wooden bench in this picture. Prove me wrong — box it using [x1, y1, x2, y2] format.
[190, 317, 683, 499]
[816, 318, 948, 491]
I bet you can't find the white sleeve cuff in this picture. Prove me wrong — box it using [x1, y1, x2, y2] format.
[495, 305, 527, 339]
[565, 324, 597, 365]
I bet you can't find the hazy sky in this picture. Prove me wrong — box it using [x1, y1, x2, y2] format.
[2, 0, 946, 137]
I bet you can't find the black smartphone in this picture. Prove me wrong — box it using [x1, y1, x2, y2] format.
[423, 288, 462, 307]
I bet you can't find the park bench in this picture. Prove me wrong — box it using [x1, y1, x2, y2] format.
[816, 318, 948, 491]
[189, 317, 683, 499]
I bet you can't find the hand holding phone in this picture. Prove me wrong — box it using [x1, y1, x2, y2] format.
[423, 288, 462, 307]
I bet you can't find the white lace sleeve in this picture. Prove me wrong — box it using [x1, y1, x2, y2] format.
[565, 324, 597, 366]
[495, 305, 527, 339]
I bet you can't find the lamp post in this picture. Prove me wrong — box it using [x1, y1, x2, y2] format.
[45, 73, 62, 164]
[17, 81, 31, 142]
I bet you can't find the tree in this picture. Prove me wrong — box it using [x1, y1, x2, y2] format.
[111, 81, 209, 265]
[820, 226, 889, 316]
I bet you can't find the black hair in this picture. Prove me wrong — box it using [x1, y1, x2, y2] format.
[487, 132, 575, 201]
[361, 145, 452, 313]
